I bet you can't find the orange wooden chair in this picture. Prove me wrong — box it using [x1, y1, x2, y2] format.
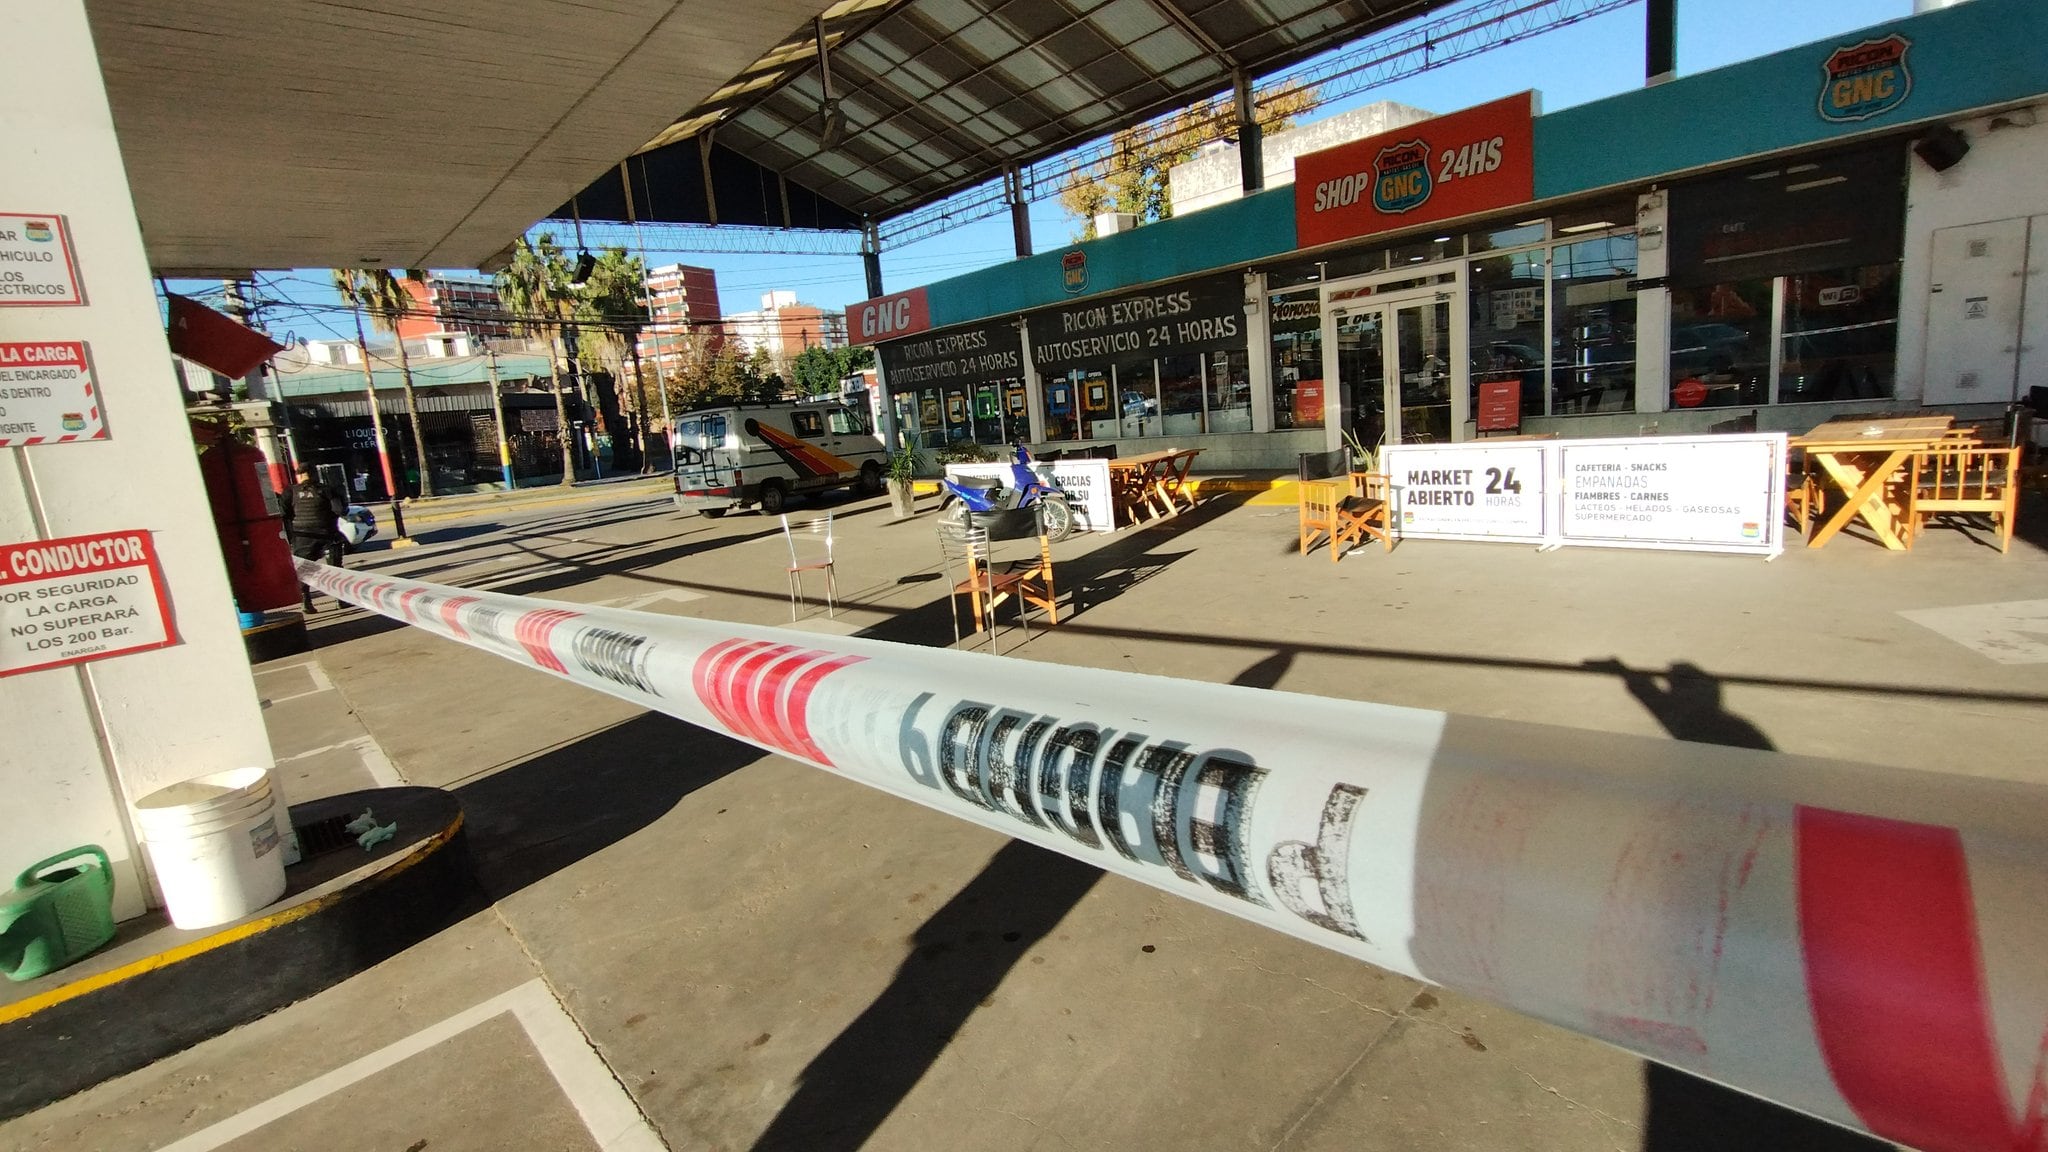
[937, 521, 1034, 651]
[1904, 445, 2023, 552]
[1330, 472, 1394, 561]
[1003, 533, 1059, 625]
[1298, 478, 1341, 555]
[1785, 453, 1822, 537]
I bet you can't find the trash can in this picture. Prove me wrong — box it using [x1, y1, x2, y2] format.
[0, 846, 117, 982]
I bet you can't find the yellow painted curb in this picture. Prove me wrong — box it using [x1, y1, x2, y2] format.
[0, 813, 463, 1026]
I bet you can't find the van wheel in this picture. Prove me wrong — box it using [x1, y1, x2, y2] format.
[857, 461, 883, 495]
[700, 507, 728, 519]
[758, 481, 788, 516]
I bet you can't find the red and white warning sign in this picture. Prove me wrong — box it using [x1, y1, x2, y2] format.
[1, 530, 174, 677]
[0, 213, 84, 307]
[0, 341, 105, 446]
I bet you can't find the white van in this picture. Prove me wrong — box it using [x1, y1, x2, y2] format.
[671, 400, 887, 517]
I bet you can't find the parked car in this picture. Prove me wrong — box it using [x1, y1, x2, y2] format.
[671, 398, 887, 517]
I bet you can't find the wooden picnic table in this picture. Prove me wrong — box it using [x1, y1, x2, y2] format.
[1107, 448, 1202, 525]
[1791, 415, 1956, 550]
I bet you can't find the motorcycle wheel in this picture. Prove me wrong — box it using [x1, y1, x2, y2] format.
[1036, 496, 1075, 542]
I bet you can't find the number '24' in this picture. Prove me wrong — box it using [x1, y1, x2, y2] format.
[1439, 136, 1505, 182]
[1483, 467, 1523, 495]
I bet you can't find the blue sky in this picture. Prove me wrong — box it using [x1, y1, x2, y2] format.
[210, 0, 1909, 343]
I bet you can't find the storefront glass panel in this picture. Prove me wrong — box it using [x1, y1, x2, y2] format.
[1469, 250, 1547, 419]
[1778, 264, 1900, 403]
[1208, 350, 1253, 433]
[1158, 352, 1205, 436]
[1395, 298, 1453, 442]
[1553, 233, 1638, 414]
[1335, 309, 1386, 451]
[1670, 280, 1773, 409]
[1270, 292, 1324, 429]
[1116, 358, 1160, 438]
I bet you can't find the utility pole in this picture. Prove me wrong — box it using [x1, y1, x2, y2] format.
[482, 339, 515, 491]
[347, 299, 400, 501]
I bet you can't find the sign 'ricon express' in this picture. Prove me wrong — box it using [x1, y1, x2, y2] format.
[1294, 93, 1536, 250]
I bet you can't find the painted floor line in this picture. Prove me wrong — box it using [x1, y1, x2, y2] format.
[150, 979, 664, 1152]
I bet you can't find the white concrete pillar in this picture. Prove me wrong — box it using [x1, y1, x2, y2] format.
[1245, 272, 1274, 434]
[1, 1, 276, 919]
[1633, 190, 1673, 414]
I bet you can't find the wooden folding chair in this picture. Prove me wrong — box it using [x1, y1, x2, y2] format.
[1785, 452, 1822, 537]
[781, 513, 836, 619]
[1003, 533, 1059, 625]
[1298, 478, 1341, 555]
[1330, 472, 1394, 561]
[1904, 445, 2023, 552]
[936, 520, 1030, 652]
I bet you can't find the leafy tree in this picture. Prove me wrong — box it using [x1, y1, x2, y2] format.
[662, 331, 759, 409]
[745, 347, 785, 402]
[791, 344, 876, 397]
[333, 268, 435, 497]
[1059, 81, 1318, 240]
[494, 235, 579, 484]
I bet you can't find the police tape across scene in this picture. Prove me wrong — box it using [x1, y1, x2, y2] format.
[298, 559, 2048, 1152]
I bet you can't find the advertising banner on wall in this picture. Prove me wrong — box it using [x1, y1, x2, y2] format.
[1382, 442, 1549, 543]
[1557, 436, 1784, 553]
[943, 457, 1116, 533]
[1294, 93, 1536, 250]
[1377, 434, 1785, 556]
[876, 319, 1024, 390]
[1025, 274, 1244, 374]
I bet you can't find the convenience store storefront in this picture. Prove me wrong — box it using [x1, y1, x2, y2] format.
[865, 0, 2048, 469]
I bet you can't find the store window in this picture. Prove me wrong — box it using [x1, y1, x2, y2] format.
[1468, 249, 1547, 418]
[1157, 352, 1205, 436]
[1209, 349, 1252, 433]
[1552, 233, 1638, 414]
[1778, 264, 1900, 403]
[1269, 291, 1323, 428]
[1669, 281, 1772, 409]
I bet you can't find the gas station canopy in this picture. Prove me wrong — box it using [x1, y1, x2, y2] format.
[580, 0, 1465, 229]
[84, 0, 842, 274]
[83, 0, 1462, 272]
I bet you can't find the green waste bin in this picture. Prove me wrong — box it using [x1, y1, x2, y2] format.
[0, 846, 117, 983]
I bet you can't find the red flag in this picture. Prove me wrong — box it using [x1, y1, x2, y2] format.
[165, 294, 286, 378]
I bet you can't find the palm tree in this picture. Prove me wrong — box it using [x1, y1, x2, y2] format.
[573, 248, 649, 470]
[494, 235, 578, 485]
[334, 268, 435, 497]
[331, 271, 399, 500]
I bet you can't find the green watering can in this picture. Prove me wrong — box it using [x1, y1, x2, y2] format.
[0, 846, 117, 983]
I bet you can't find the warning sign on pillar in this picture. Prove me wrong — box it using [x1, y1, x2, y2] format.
[0, 213, 85, 307]
[1, 531, 175, 677]
[0, 342, 106, 446]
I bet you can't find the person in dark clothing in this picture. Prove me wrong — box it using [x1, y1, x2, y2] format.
[285, 463, 345, 611]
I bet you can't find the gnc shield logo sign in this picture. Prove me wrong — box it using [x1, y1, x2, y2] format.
[1819, 34, 1912, 123]
[850, 286, 931, 344]
[1295, 92, 1535, 250]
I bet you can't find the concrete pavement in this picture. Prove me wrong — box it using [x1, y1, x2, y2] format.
[10, 480, 2047, 1150]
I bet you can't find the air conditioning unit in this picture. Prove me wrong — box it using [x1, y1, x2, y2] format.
[1093, 212, 1139, 236]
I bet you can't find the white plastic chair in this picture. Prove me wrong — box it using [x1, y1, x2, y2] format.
[782, 513, 836, 619]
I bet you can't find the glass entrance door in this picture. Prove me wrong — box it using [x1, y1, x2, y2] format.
[1332, 308, 1386, 455]
[1322, 265, 1467, 452]
[1393, 298, 1453, 443]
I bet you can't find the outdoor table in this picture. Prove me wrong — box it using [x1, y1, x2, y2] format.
[1790, 415, 1956, 550]
[1107, 448, 1202, 525]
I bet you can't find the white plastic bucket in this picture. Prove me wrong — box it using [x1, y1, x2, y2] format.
[135, 768, 288, 930]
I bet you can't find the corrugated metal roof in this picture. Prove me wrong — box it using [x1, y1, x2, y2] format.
[268, 351, 557, 398]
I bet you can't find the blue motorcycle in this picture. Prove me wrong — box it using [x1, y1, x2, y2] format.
[938, 443, 1076, 541]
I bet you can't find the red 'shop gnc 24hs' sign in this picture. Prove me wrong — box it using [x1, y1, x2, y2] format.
[1294, 92, 1537, 250]
[301, 555, 2048, 1152]
[2, 530, 174, 676]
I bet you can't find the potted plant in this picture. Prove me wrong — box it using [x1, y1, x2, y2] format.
[885, 447, 924, 519]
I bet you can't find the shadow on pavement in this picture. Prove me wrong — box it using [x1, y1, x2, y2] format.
[746, 840, 1102, 1152]
[452, 711, 763, 900]
[1587, 658, 1892, 1152]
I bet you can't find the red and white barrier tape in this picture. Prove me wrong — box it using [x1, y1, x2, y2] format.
[299, 560, 2048, 1152]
